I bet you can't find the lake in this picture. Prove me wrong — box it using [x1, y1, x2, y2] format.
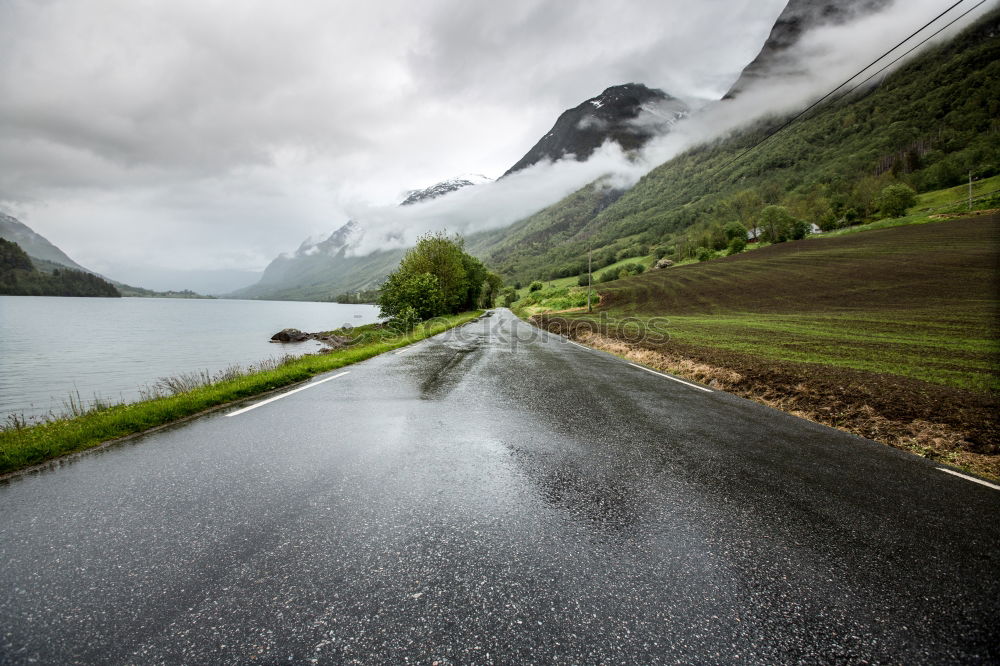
[0, 296, 380, 421]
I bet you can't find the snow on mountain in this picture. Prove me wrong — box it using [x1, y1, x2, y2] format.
[400, 174, 493, 206]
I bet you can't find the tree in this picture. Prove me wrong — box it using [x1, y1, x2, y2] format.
[723, 221, 748, 241]
[482, 272, 504, 308]
[877, 184, 918, 218]
[759, 205, 798, 243]
[377, 272, 442, 321]
[459, 253, 488, 311]
[528, 281, 543, 292]
[377, 232, 489, 323]
[398, 231, 468, 312]
[727, 189, 764, 240]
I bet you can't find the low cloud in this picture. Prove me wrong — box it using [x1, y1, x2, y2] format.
[1, 0, 990, 289]
[326, 0, 997, 262]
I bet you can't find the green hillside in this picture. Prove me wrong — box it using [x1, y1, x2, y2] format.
[472, 9, 1000, 283]
[0, 239, 121, 297]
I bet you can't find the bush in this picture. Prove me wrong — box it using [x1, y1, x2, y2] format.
[577, 273, 590, 287]
[724, 221, 748, 241]
[727, 236, 747, 255]
[391, 305, 420, 332]
[877, 184, 918, 218]
[528, 281, 544, 292]
[789, 219, 809, 240]
[696, 247, 714, 262]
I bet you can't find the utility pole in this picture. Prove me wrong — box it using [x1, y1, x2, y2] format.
[969, 170, 973, 211]
[587, 248, 593, 313]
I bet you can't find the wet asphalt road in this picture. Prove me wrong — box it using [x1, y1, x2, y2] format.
[1, 308, 998, 664]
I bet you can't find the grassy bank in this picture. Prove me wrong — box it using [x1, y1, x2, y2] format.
[0, 311, 482, 476]
[530, 215, 999, 480]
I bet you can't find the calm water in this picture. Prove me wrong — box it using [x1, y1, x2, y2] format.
[0, 296, 380, 420]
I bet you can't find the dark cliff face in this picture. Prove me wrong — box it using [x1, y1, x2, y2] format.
[724, 0, 893, 99]
[502, 83, 689, 177]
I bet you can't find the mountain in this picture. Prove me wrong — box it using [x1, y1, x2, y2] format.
[229, 218, 402, 301]
[231, 173, 494, 300]
[503, 83, 688, 177]
[401, 174, 492, 205]
[0, 212, 211, 298]
[467, 7, 1000, 283]
[724, 0, 892, 99]
[0, 238, 120, 297]
[0, 212, 92, 273]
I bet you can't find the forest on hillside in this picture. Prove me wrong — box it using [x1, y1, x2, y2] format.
[0, 239, 121, 297]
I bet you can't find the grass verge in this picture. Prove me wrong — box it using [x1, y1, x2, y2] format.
[0, 311, 482, 476]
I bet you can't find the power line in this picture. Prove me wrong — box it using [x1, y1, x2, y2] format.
[706, 0, 970, 182]
[833, 0, 986, 100]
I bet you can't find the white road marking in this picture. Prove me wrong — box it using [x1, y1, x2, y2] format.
[394, 349, 408, 355]
[567, 340, 590, 350]
[226, 371, 351, 417]
[627, 362, 713, 393]
[937, 467, 1000, 490]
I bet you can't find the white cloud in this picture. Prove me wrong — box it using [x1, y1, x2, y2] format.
[0, 0, 786, 288]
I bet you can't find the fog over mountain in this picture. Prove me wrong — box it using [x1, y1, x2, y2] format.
[0, 0, 993, 292]
[288, 0, 994, 262]
[0, 0, 787, 290]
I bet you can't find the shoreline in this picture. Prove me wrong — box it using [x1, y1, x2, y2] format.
[0, 311, 483, 479]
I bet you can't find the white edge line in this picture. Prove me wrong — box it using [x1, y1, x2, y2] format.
[226, 371, 350, 417]
[937, 467, 1000, 491]
[627, 362, 713, 393]
[567, 340, 590, 350]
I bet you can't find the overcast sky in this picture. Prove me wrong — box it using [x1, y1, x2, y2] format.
[0, 0, 793, 290]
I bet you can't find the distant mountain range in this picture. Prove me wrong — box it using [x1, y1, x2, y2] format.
[0, 213, 92, 273]
[0, 213, 209, 298]
[229, 175, 497, 301]
[15, 0, 962, 303]
[231, 84, 690, 300]
[401, 174, 492, 205]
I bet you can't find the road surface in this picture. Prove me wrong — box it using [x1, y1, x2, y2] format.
[1, 309, 998, 663]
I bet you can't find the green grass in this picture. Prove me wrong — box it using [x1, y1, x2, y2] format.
[514, 286, 598, 317]
[605, 310, 998, 393]
[0, 311, 482, 475]
[513, 254, 655, 299]
[910, 173, 1000, 211]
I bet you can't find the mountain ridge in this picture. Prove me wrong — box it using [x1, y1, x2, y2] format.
[502, 83, 688, 177]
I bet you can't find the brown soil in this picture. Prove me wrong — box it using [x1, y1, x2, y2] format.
[535, 318, 1000, 481]
[598, 214, 1000, 317]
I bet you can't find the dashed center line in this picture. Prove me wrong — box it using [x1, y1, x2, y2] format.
[627, 362, 713, 393]
[937, 467, 1000, 490]
[226, 371, 350, 417]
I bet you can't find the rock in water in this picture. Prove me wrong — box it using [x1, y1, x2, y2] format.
[270, 328, 310, 342]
